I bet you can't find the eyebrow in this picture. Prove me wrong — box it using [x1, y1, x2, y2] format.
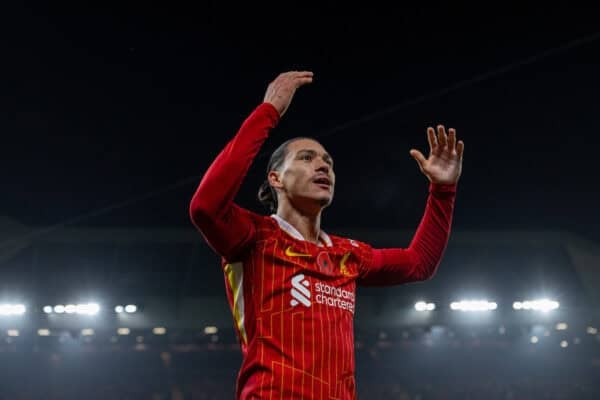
[296, 149, 334, 164]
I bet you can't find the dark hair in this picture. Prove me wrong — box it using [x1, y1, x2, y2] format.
[257, 136, 316, 213]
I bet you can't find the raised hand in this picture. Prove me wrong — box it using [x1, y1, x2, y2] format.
[263, 71, 313, 117]
[410, 125, 464, 185]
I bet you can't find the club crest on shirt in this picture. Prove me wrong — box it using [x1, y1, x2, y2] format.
[340, 251, 354, 277]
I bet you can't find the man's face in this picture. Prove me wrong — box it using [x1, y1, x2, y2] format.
[269, 139, 335, 210]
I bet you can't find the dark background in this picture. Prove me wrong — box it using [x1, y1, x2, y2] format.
[2, 3, 599, 239]
[1, 3, 600, 399]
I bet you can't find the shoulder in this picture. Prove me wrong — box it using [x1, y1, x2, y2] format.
[328, 233, 373, 258]
[328, 232, 371, 249]
[219, 211, 280, 263]
[242, 210, 280, 239]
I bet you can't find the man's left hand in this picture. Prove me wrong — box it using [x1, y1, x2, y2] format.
[410, 125, 464, 185]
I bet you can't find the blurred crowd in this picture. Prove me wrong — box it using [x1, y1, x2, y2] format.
[0, 337, 597, 399]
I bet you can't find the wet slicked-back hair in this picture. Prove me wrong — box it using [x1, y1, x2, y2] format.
[257, 137, 315, 213]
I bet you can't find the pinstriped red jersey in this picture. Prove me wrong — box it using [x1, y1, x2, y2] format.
[189, 102, 457, 399]
[222, 212, 372, 399]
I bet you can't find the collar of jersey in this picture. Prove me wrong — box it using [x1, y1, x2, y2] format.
[270, 214, 332, 247]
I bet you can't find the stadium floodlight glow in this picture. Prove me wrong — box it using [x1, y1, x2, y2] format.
[0, 304, 26, 316]
[587, 326, 598, 335]
[51, 303, 99, 315]
[124, 305, 137, 313]
[414, 301, 436, 312]
[152, 327, 167, 335]
[555, 322, 568, 331]
[530, 335, 539, 344]
[115, 304, 137, 313]
[204, 326, 219, 335]
[513, 299, 559, 312]
[560, 340, 568, 348]
[7, 329, 19, 337]
[117, 328, 130, 335]
[81, 328, 94, 336]
[77, 303, 100, 315]
[450, 300, 497, 312]
[38, 329, 51, 336]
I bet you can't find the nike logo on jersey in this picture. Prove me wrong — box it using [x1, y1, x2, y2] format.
[285, 246, 311, 257]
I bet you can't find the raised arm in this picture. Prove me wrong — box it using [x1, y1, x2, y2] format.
[189, 71, 313, 260]
[358, 125, 464, 285]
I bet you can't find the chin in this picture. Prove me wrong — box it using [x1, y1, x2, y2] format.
[317, 195, 333, 208]
[294, 191, 333, 211]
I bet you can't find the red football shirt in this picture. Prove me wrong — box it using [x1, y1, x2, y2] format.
[190, 102, 457, 399]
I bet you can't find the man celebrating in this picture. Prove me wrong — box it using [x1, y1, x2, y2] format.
[189, 71, 463, 399]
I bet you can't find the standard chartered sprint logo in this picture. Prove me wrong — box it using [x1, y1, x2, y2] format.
[290, 274, 355, 313]
[290, 274, 311, 307]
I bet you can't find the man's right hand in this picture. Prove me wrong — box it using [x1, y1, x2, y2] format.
[263, 71, 313, 117]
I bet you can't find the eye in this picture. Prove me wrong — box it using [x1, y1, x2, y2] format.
[300, 153, 313, 161]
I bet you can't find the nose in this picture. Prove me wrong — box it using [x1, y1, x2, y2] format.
[315, 160, 330, 174]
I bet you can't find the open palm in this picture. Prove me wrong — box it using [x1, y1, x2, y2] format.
[410, 125, 464, 185]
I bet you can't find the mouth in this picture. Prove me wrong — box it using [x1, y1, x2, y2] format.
[313, 176, 332, 190]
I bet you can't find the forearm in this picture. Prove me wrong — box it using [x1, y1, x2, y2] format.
[403, 182, 456, 280]
[188, 103, 279, 259]
[359, 183, 456, 286]
[189, 102, 280, 221]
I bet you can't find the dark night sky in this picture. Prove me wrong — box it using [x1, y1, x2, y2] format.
[3, 3, 600, 242]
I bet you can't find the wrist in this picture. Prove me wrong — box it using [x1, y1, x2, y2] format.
[429, 181, 457, 194]
[258, 102, 281, 123]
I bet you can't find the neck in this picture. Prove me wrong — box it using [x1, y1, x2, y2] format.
[276, 202, 322, 244]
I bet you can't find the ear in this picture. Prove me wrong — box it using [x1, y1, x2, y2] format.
[268, 170, 283, 189]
